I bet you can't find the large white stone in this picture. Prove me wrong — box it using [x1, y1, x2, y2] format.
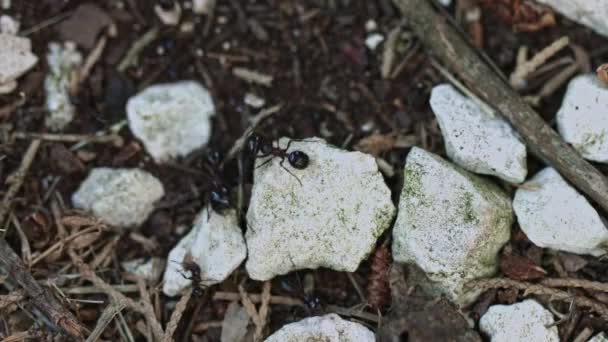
[557, 74, 608, 163]
[0, 33, 37, 93]
[127, 81, 215, 163]
[162, 207, 246, 297]
[44, 41, 82, 130]
[536, 0, 608, 38]
[513, 167, 608, 256]
[392, 147, 512, 306]
[72, 168, 164, 228]
[246, 137, 395, 280]
[430, 84, 527, 183]
[480, 300, 559, 342]
[264, 314, 375, 342]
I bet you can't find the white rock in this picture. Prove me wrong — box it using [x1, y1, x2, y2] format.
[514, 167, 608, 256]
[480, 300, 559, 342]
[430, 84, 527, 183]
[264, 314, 375, 342]
[246, 137, 395, 281]
[392, 147, 512, 306]
[536, 0, 608, 37]
[438, 0, 452, 6]
[365, 19, 377, 32]
[244, 93, 265, 108]
[589, 332, 608, 342]
[556, 74, 608, 162]
[127, 81, 215, 163]
[0, 15, 19, 34]
[365, 33, 384, 51]
[121, 257, 165, 283]
[193, 0, 214, 14]
[72, 168, 164, 228]
[162, 207, 246, 297]
[44, 42, 82, 130]
[0, 33, 37, 93]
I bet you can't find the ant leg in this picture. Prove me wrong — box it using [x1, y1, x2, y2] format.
[255, 156, 274, 169]
[177, 269, 194, 281]
[279, 157, 303, 186]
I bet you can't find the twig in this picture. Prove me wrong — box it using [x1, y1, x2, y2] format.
[0, 290, 25, 310]
[192, 321, 223, 333]
[13, 132, 122, 146]
[213, 291, 303, 306]
[392, 0, 608, 213]
[79, 35, 107, 84]
[572, 327, 594, 342]
[19, 11, 73, 36]
[541, 278, 608, 293]
[0, 139, 41, 226]
[68, 249, 164, 341]
[30, 226, 104, 267]
[325, 304, 380, 323]
[0, 238, 84, 338]
[222, 104, 282, 166]
[162, 288, 192, 342]
[232, 67, 273, 87]
[118, 27, 160, 72]
[466, 278, 608, 321]
[256, 282, 272, 341]
[510, 36, 570, 89]
[86, 300, 127, 342]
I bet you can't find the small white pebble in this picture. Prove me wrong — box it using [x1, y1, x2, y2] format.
[154, 3, 182, 26]
[244, 93, 265, 108]
[193, 0, 214, 14]
[365, 33, 384, 51]
[364, 19, 378, 32]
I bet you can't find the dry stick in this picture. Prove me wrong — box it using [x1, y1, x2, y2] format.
[68, 249, 164, 342]
[392, 0, 608, 213]
[118, 27, 160, 72]
[466, 278, 608, 321]
[0, 238, 84, 338]
[162, 288, 193, 342]
[222, 104, 283, 166]
[86, 300, 127, 342]
[0, 290, 25, 310]
[541, 278, 608, 293]
[13, 132, 122, 145]
[0, 140, 41, 226]
[255, 282, 272, 341]
[30, 226, 103, 266]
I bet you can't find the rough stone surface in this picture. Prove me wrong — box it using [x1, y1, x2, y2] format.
[556, 74, 608, 163]
[430, 84, 527, 183]
[0, 15, 19, 34]
[0, 33, 37, 93]
[589, 332, 608, 342]
[514, 167, 608, 256]
[127, 81, 215, 163]
[480, 300, 559, 342]
[72, 168, 164, 228]
[392, 147, 512, 306]
[44, 42, 82, 130]
[264, 314, 375, 342]
[121, 257, 165, 283]
[536, 0, 608, 37]
[163, 207, 246, 297]
[246, 137, 395, 281]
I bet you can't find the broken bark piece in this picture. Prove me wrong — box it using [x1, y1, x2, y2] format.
[57, 3, 113, 50]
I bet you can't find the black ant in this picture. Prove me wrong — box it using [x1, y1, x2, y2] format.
[201, 151, 231, 217]
[246, 133, 310, 185]
[176, 253, 207, 297]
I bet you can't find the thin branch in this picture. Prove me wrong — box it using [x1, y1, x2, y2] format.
[466, 278, 608, 321]
[0, 140, 41, 226]
[162, 288, 192, 342]
[86, 300, 127, 342]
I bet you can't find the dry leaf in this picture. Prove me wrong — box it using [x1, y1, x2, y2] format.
[354, 132, 396, 157]
[61, 215, 98, 229]
[500, 249, 546, 281]
[71, 231, 101, 249]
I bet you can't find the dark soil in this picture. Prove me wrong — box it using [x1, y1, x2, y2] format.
[2, 0, 608, 341]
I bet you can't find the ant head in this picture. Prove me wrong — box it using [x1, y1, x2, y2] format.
[206, 150, 223, 166]
[304, 295, 322, 311]
[210, 185, 230, 211]
[288, 151, 309, 169]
